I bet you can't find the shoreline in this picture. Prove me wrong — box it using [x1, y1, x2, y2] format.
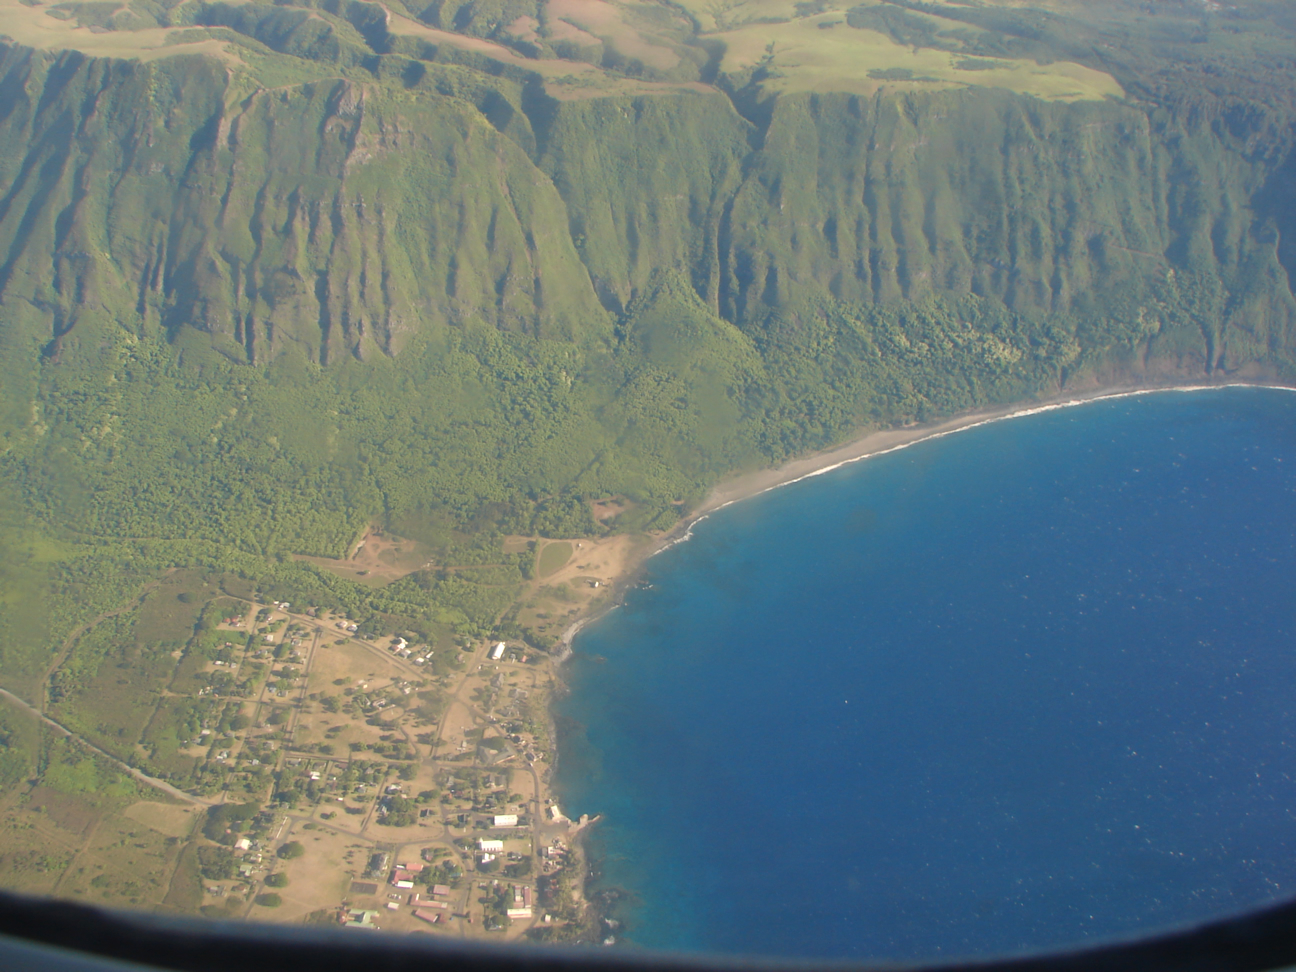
[682, 378, 1296, 530]
[544, 375, 1296, 940]
[558, 377, 1296, 657]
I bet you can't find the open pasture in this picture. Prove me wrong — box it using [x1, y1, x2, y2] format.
[0, 0, 236, 62]
[56, 811, 186, 909]
[255, 823, 357, 922]
[710, 8, 1123, 101]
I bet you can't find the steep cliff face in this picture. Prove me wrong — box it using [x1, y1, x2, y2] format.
[0, 3, 1295, 375]
[531, 86, 1296, 372]
[0, 44, 610, 363]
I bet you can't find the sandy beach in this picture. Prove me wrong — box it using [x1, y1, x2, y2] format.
[558, 376, 1295, 605]
[688, 379, 1296, 522]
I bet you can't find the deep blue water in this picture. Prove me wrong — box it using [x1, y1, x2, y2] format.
[552, 387, 1296, 962]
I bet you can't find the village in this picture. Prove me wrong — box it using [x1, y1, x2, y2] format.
[185, 535, 622, 941]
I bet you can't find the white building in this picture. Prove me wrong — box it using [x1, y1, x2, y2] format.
[492, 814, 519, 828]
[477, 839, 504, 853]
[489, 642, 506, 661]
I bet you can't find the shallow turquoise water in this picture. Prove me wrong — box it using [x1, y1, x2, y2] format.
[554, 387, 1296, 962]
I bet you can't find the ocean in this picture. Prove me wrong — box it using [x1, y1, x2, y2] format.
[552, 387, 1296, 962]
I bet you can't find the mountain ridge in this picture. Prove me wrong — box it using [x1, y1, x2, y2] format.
[0, 31, 1293, 370]
[0, 0, 1295, 697]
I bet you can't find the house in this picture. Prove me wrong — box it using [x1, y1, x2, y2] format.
[413, 909, 442, 924]
[431, 884, 452, 897]
[492, 814, 519, 828]
[343, 909, 381, 929]
[489, 642, 506, 661]
[477, 839, 504, 853]
[507, 908, 533, 920]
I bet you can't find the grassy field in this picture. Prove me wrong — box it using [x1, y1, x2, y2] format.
[536, 542, 573, 580]
[56, 811, 190, 909]
[0, 0, 236, 62]
[710, 8, 1123, 100]
[0, 0, 1122, 102]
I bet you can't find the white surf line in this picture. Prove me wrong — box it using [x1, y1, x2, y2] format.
[559, 616, 591, 648]
[595, 382, 1296, 651]
[669, 383, 1296, 545]
[652, 513, 709, 554]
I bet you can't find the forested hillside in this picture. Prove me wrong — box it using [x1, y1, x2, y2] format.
[0, 0, 1295, 715]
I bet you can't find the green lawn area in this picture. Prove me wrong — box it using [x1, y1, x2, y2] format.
[536, 542, 573, 580]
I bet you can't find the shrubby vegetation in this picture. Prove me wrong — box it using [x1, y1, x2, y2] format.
[0, 0, 1294, 848]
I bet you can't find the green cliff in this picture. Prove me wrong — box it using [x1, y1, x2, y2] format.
[0, 0, 1294, 697]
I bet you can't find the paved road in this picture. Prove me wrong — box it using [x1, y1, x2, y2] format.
[0, 686, 214, 807]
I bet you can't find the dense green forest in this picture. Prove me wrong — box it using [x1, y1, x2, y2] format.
[0, 0, 1294, 812]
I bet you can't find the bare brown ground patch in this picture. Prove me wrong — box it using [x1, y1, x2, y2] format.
[305, 640, 402, 692]
[263, 825, 358, 921]
[25, 786, 100, 835]
[547, 0, 681, 70]
[517, 533, 650, 643]
[294, 530, 432, 587]
[60, 812, 184, 909]
[590, 496, 630, 522]
[436, 700, 479, 757]
[121, 801, 200, 839]
[547, 13, 601, 46]
[504, 14, 540, 41]
[0, 1, 240, 63]
[543, 76, 715, 100]
[296, 644, 420, 760]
